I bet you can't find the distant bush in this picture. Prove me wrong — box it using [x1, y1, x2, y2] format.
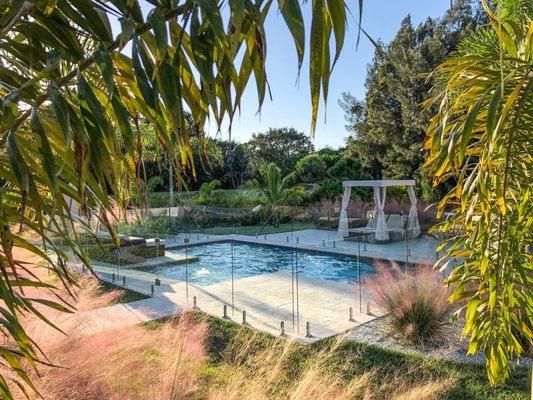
[147, 175, 165, 192]
[119, 216, 181, 238]
[294, 153, 327, 183]
[148, 192, 168, 208]
[367, 265, 451, 345]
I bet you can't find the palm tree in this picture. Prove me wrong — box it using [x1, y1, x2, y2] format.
[254, 163, 303, 229]
[197, 179, 221, 206]
[424, 0, 532, 385]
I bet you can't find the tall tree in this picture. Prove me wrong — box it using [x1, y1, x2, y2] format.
[0, 1, 352, 396]
[215, 140, 250, 189]
[425, 0, 532, 385]
[246, 127, 315, 176]
[341, 0, 485, 182]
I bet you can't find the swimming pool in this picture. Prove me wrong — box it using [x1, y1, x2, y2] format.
[140, 241, 378, 286]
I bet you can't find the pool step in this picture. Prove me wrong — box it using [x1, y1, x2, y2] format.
[122, 251, 199, 269]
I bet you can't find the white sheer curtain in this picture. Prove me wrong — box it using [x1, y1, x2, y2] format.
[407, 185, 421, 237]
[374, 186, 389, 241]
[338, 186, 352, 237]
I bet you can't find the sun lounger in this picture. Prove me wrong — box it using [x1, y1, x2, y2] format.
[348, 215, 381, 234]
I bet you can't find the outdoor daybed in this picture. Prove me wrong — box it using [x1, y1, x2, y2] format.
[338, 180, 421, 243]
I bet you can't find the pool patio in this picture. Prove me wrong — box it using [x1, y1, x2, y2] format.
[76, 228, 441, 342]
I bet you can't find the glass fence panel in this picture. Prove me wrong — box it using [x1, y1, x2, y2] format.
[62, 200, 442, 341]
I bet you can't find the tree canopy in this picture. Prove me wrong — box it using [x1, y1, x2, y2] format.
[245, 127, 315, 176]
[340, 0, 486, 183]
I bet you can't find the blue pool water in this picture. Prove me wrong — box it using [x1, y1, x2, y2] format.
[141, 241, 377, 286]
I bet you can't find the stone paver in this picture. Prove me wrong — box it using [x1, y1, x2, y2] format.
[67, 296, 183, 337]
[79, 260, 378, 342]
[121, 251, 198, 269]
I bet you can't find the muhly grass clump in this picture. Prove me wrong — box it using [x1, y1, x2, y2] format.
[367, 264, 451, 345]
[33, 317, 207, 400]
[5, 275, 208, 400]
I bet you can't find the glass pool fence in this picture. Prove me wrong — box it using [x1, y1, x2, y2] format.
[38, 203, 444, 339]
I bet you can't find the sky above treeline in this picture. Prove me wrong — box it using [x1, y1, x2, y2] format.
[111, 1, 452, 149]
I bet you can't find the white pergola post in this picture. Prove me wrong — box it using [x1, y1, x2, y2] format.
[407, 185, 421, 237]
[338, 186, 352, 237]
[373, 186, 389, 241]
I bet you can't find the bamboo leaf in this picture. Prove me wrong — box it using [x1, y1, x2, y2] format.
[278, 0, 305, 70]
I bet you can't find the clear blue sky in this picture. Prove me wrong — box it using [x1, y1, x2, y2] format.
[207, 0, 452, 149]
[114, 1, 452, 149]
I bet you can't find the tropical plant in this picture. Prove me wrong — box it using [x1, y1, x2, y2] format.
[0, 0, 353, 396]
[367, 265, 451, 345]
[254, 163, 303, 227]
[320, 157, 372, 200]
[197, 179, 221, 206]
[424, 0, 532, 385]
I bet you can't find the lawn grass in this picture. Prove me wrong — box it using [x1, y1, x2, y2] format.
[98, 280, 149, 303]
[201, 221, 317, 236]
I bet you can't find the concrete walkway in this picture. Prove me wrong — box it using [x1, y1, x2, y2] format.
[74, 257, 378, 343]
[70, 296, 183, 337]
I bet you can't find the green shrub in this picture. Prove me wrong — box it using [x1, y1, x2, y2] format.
[147, 176, 165, 192]
[119, 217, 181, 238]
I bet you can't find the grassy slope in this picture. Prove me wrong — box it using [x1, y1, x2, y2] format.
[143, 314, 529, 400]
[207, 317, 529, 400]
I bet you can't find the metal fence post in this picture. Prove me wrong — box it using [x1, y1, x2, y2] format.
[404, 227, 409, 270]
[117, 245, 120, 279]
[291, 247, 295, 334]
[295, 245, 300, 334]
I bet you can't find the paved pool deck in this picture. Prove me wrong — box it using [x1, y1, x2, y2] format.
[70, 229, 441, 341]
[76, 258, 377, 342]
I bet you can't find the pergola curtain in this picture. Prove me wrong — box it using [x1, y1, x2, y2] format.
[338, 186, 351, 237]
[373, 186, 389, 241]
[407, 186, 421, 237]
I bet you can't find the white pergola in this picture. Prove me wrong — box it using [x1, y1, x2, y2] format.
[338, 180, 420, 240]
